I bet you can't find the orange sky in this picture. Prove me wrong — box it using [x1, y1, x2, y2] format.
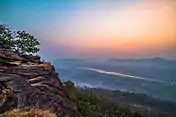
[42, 0, 176, 59]
[78, 0, 176, 56]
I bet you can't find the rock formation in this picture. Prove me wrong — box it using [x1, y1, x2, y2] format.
[0, 49, 81, 117]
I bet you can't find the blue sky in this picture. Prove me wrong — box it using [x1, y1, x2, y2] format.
[1, 0, 176, 60]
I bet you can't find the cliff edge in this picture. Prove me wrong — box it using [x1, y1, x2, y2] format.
[0, 49, 81, 117]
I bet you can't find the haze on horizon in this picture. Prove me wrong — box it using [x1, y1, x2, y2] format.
[1, 0, 176, 60]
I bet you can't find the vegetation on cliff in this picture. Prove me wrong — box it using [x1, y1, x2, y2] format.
[63, 81, 176, 117]
[63, 81, 143, 117]
[0, 24, 40, 54]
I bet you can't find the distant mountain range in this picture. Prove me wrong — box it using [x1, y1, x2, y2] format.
[54, 57, 176, 62]
[108, 57, 176, 63]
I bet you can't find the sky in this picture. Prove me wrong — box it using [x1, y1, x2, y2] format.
[0, 0, 176, 60]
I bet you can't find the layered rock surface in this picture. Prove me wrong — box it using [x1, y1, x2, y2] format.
[0, 49, 81, 117]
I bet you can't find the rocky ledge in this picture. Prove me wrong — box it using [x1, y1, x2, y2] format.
[0, 49, 81, 117]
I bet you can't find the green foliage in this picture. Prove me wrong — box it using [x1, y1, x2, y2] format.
[75, 91, 139, 117]
[62, 80, 75, 87]
[0, 24, 40, 54]
[0, 25, 14, 50]
[15, 31, 40, 54]
[77, 100, 92, 116]
[63, 81, 143, 117]
[62, 80, 77, 101]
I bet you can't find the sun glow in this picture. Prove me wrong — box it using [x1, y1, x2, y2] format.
[7, 0, 175, 59]
[77, 1, 176, 54]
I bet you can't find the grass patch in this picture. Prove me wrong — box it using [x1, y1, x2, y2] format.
[0, 108, 57, 117]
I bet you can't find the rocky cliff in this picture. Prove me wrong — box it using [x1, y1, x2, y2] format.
[0, 49, 81, 117]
